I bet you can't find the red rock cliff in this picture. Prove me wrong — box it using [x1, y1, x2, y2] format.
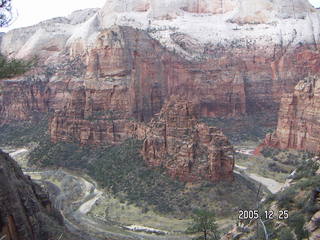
[1, 1, 320, 182]
[265, 75, 320, 153]
[142, 96, 235, 182]
[48, 26, 247, 145]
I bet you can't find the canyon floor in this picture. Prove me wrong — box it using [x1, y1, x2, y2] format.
[0, 115, 308, 240]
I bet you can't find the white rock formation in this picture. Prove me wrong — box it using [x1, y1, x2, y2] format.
[149, 0, 187, 19]
[66, 14, 101, 57]
[274, 0, 316, 19]
[0, 9, 99, 60]
[99, 0, 149, 28]
[1, 0, 319, 60]
[229, 0, 274, 24]
[183, 0, 237, 14]
[68, 8, 99, 25]
[1, 19, 74, 60]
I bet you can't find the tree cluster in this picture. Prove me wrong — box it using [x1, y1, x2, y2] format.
[0, 55, 36, 79]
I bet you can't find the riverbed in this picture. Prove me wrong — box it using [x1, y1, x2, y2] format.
[3, 146, 286, 239]
[6, 147, 193, 240]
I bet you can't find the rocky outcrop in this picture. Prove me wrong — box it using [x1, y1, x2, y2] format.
[265, 75, 320, 153]
[0, 150, 63, 240]
[142, 96, 234, 182]
[307, 210, 320, 240]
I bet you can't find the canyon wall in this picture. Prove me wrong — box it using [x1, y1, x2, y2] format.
[1, 1, 320, 181]
[0, 72, 50, 123]
[48, 26, 247, 145]
[265, 75, 320, 153]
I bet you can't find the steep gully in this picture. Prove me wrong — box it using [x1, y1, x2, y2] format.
[5, 147, 283, 240]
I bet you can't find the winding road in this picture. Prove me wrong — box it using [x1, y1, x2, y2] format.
[7, 148, 191, 240]
[4, 146, 285, 239]
[234, 148, 284, 194]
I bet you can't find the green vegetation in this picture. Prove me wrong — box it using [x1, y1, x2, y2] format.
[293, 159, 319, 180]
[261, 159, 320, 240]
[0, 119, 258, 224]
[277, 227, 294, 240]
[276, 188, 297, 209]
[0, 115, 48, 147]
[287, 212, 308, 239]
[236, 147, 314, 183]
[186, 209, 220, 240]
[261, 147, 313, 166]
[0, 55, 36, 79]
[28, 137, 258, 218]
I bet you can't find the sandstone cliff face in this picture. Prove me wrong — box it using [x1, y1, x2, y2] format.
[265, 76, 320, 153]
[142, 96, 234, 182]
[1, 0, 320, 182]
[0, 72, 50, 123]
[0, 150, 60, 240]
[49, 25, 247, 145]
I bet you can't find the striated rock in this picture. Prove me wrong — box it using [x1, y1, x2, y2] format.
[2, 22, 320, 146]
[142, 96, 234, 182]
[48, 25, 247, 145]
[0, 150, 63, 240]
[0, 72, 50, 123]
[0, 0, 320, 183]
[307, 210, 320, 240]
[265, 76, 320, 153]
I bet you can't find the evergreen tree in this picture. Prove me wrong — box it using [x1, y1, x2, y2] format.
[186, 209, 220, 240]
[0, 55, 36, 79]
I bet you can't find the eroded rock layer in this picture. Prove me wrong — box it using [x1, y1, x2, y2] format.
[1, 0, 320, 181]
[0, 150, 61, 240]
[265, 75, 320, 153]
[48, 26, 247, 145]
[142, 96, 234, 182]
[0, 72, 49, 123]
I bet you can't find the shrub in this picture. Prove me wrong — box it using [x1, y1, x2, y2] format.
[278, 227, 294, 240]
[0, 55, 37, 79]
[276, 188, 297, 209]
[293, 160, 319, 180]
[287, 212, 308, 240]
